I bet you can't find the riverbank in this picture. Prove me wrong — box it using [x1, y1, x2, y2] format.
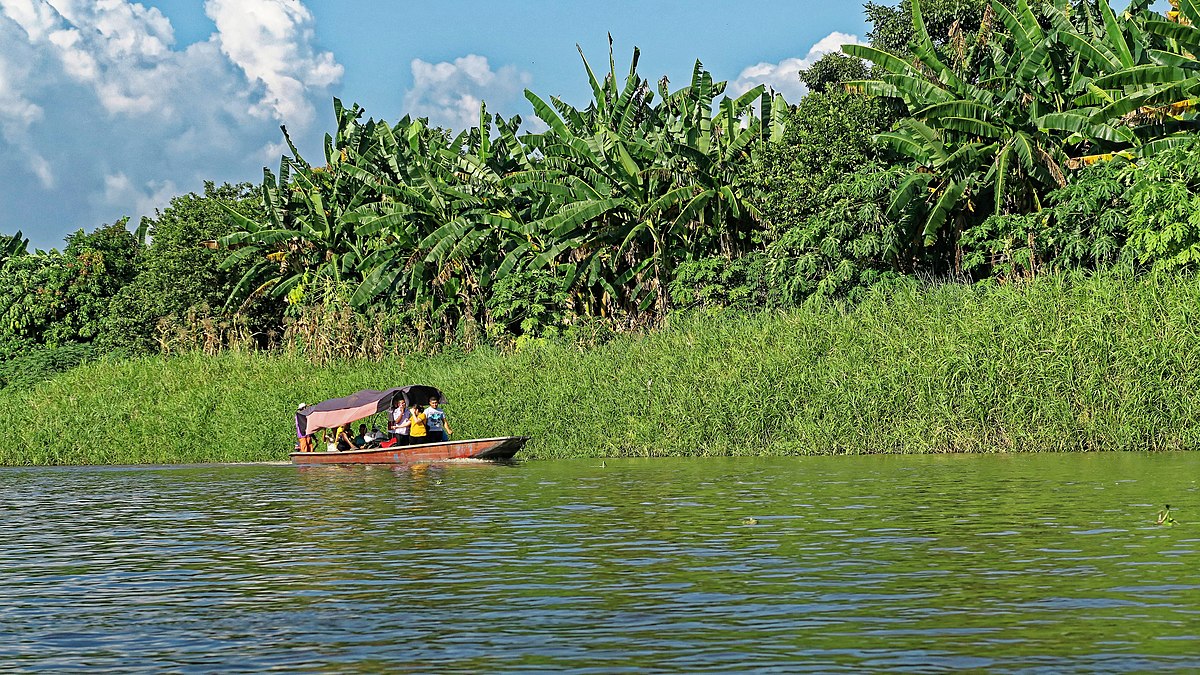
[2, 272, 1199, 466]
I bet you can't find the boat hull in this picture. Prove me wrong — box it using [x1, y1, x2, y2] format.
[290, 436, 528, 464]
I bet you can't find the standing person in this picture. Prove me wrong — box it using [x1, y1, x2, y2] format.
[389, 398, 411, 446]
[408, 404, 428, 445]
[295, 403, 313, 452]
[423, 396, 453, 443]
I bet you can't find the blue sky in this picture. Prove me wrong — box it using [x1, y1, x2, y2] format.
[0, 1, 1168, 249]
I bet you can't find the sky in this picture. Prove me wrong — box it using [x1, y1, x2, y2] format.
[0, 0, 881, 248]
[0, 1, 1167, 249]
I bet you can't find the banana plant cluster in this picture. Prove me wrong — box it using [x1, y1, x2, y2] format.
[0, 231, 28, 271]
[843, 0, 1200, 270]
[220, 45, 786, 330]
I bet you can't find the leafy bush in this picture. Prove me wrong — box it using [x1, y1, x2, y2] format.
[669, 253, 768, 311]
[962, 141, 1200, 278]
[1121, 139, 1200, 271]
[962, 160, 1130, 278]
[0, 343, 96, 391]
[766, 163, 910, 304]
[486, 269, 571, 338]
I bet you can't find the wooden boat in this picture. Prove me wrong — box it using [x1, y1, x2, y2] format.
[290, 436, 528, 465]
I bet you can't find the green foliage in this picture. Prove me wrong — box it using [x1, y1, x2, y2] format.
[669, 253, 768, 311]
[222, 48, 785, 333]
[1122, 138, 1200, 270]
[6, 272, 1200, 465]
[10, 5, 1200, 371]
[864, 0, 989, 57]
[962, 138, 1200, 276]
[962, 160, 1132, 277]
[741, 88, 897, 236]
[0, 343, 95, 391]
[799, 53, 870, 94]
[766, 164, 912, 303]
[486, 269, 571, 338]
[0, 231, 28, 269]
[0, 221, 139, 349]
[100, 182, 272, 354]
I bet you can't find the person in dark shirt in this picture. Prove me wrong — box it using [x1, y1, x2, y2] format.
[336, 426, 358, 452]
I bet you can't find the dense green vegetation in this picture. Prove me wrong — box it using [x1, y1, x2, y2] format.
[5, 0, 1200, 463]
[3, 272, 1199, 466]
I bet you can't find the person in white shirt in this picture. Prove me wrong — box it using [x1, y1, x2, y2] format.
[388, 397, 411, 446]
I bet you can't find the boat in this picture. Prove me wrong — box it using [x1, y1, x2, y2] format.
[290, 436, 529, 464]
[291, 385, 528, 465]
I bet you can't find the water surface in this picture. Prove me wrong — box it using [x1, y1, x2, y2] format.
[2, 453, 1198, 672]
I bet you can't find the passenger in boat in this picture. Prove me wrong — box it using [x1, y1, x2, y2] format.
[408, 405, 428, 444]
[423, 397, 452, 443]
[389, 398, 411, 446]
[365, 425, 385, 445]
[295, 403, 313, 452]
[353, 424, 369, 448]
[336, 425, 359, 452]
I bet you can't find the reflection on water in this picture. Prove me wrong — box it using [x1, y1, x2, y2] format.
[1, 454, 1198, 672]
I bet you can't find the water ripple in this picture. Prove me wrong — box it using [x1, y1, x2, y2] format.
[1, 454, 1199, 672]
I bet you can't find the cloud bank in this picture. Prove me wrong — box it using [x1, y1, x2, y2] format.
[730, 31, 868, 101]
[0, 0, 342, 248]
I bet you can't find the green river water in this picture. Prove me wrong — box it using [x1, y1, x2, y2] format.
[2, 453, 1198, 672]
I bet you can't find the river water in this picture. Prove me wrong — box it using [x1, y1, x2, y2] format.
[2, 453, 1198, 672]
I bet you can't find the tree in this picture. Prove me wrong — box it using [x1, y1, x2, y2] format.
[864, 0, 990, 58]
[800, 53, 871, 94]
[0, 231, 28, 270]
[100, 182, 272, 354]
[740, 85, 898, 236]
[521, 50, 783, 317]
[844, 0, 1155, 275]
[0, 221, 140, 349]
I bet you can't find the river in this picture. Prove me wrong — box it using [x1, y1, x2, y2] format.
[2, 453, 1198, 672]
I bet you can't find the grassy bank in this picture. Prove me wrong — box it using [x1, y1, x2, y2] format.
[3, 272, 1200, 466]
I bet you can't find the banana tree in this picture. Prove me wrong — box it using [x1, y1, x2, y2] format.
[219, 99, 378, 310]
[521, 49, 783, 317]
[0, 231, 28, 270]
[1071, 0, 1200, 160]
[843, 0, 1137, 272]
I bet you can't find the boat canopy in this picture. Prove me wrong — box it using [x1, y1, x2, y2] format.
[296, 385, 445, 436]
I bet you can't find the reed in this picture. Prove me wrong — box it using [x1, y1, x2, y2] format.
[3, 271, 1199, 465]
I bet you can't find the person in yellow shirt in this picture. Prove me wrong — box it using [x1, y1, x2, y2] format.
[408, 405, 428, 444]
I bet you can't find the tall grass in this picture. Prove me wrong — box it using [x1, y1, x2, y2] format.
[3, 272, 1199, 465]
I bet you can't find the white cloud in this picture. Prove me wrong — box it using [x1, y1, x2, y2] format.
[206, 0, 343, 127]
[0, 14, 52, 186]
[0, 0, 58, 40]
[0, 0, 342, 247]
[403, 54, 533, 130]
[730, 31, 868, 102]
[102, 172, 179, 217]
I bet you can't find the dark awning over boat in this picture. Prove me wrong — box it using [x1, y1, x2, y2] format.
[296, 385, 445, 436]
